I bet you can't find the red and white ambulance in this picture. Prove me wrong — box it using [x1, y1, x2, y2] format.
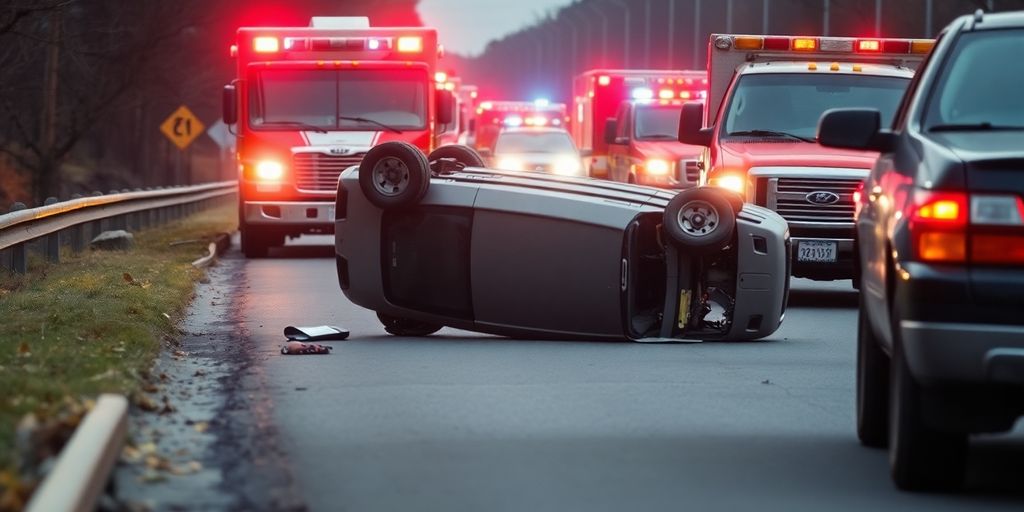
[572, 69, 706, 182]
[473, 100, 569, 153]
[224, 17, 452, 257]
[678, 35, 932, 281]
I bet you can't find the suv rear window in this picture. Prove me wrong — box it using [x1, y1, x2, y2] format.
[925, 29, 1024, 130]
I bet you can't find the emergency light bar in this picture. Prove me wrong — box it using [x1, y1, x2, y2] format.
[252, 35, 425, 54]
[714, 35, 934, 55]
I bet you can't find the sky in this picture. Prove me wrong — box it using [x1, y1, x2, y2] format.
[418, 0, 576, 56]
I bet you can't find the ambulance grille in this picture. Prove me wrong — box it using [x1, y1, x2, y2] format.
[760, 177, 861, 224]
[293, 153, 364, 192]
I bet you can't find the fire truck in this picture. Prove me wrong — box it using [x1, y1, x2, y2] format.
[678, 34, 931, 281]
[572, 69, 706, 182]
[223, 17, 452, 257]
[473, 100, 569, 153]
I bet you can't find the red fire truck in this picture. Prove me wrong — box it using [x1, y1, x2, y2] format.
[223, 17, 452, 257]
[473, 100, 569, 152]
[572, 69, 706, 181]
[678, 34, 931, 281]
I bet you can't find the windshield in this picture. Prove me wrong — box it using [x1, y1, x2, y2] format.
[723, 73, 909, 140]
[248, 69, 427, 130]
[925, 29, 1024, 130]
[494, 131, 577, 154]
[634, 105, 683, 140]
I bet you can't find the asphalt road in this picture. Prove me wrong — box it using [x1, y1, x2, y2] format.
[225, 236, 1024, 511]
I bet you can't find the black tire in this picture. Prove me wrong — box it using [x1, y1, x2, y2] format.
[376, 312, 442, 337]
[857, 291, 890, 448]
[428, 144, 485, 169]
[889, 303, 967, 491]
[359, 141, 431, 210]
[662, 187, 736, 254]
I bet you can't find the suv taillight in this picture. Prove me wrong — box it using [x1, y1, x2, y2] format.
[909, 190, 1024, 264]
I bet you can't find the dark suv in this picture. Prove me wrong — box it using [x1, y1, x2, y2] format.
[818, 10, 1024, 491]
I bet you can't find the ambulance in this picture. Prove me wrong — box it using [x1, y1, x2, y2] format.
[473, 100, 569, 153]
[572, 69, 706, 183]
[678, 35, 932, 281]
[456, 84, 479, 146]
[223, 17, 452, 257]
[434, 71, 461, 147]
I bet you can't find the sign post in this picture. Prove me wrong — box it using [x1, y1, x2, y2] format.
[159, 106, 205, 185]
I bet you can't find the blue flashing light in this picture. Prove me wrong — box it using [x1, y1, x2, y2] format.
[534, 98, 550, 108]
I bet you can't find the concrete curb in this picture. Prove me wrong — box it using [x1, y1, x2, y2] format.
[25, 394, 128, 512]
[191, 232, 232, 269]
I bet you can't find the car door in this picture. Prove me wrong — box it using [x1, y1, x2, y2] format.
[469, 180, 647, 338]
[607, 103, 631, 182]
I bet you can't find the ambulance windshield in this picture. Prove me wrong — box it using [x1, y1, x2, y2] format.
[249, 69, 428, 130]
[723, 73, 908, 140]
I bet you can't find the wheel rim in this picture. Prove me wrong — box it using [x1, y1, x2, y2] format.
[676, 200, 720, 237]
[371, 156, 411, 197]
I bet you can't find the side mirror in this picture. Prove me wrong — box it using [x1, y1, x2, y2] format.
[222, 84, 237, 125]
[579, 149, 593, 157]
[436, 90, 454, 125]
[818, 108, 894, 152]
[604, 118, 619, 145]
[678, 102, 711, 146]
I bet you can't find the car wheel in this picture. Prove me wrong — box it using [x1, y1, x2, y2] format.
[376, 312, 442, 337]
[428, 144, 485, 171]
[889, 306, 967, 491]
[662, 187, 736, 254]
[857, 291, 889, 448]
[359, 141, 431, 209]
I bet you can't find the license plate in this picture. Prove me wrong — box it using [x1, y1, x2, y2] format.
[797, 240, 837, 263]
[328, 206, 336, 220]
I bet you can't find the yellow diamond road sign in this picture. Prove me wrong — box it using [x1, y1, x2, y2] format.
[160, 105, 205, 150]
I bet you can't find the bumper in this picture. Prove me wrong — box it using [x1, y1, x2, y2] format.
[243, 201, 335, 227]
[790, 237, 856, 280]
[901, 320, 1024, 387]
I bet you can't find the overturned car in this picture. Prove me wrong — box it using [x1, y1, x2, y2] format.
[334, 142, 791, 341]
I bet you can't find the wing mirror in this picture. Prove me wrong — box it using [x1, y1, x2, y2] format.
[818, 108, 895, 152]
[222, 84, 237, 125]
[436, 90, 454, 125]
[678, 101, 712, 146]
[604, 118, 619, 145]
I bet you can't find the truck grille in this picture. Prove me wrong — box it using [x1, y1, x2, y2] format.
[293, 153, 364, 192]
[758, 176, 861, 224]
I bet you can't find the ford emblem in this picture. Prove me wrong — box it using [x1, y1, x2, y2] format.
[805, 191, 840, 205]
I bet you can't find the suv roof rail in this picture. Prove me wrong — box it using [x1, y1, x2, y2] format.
[974, 9, 984, 23]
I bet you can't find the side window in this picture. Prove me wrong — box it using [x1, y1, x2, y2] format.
[892, 31, 946, 130]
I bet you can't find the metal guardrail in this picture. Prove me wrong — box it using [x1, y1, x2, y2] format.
[0, 182, 237, 274]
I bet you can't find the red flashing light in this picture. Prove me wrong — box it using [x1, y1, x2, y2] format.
[253, 36, 279, 53]
[397, 36, 423, 53]
[857, 40, 881, 52]
[764, 37, 789, 50]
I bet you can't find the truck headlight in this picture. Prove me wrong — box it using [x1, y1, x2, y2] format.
[644, 159, 670, 175]
[255, 160, 285, 181]
[711, 174, 745, 194]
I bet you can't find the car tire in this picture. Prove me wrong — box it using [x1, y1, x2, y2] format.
[359, 141, 431, 209]
[857, 291, 889, 448]
[428, 144, 485, 169]
[889, 304, 967, 491]
[662, 187, 736, 254]
[376, 312, 442, 337]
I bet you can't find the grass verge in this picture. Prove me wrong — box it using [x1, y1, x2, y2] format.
[0, 202, 235, 503]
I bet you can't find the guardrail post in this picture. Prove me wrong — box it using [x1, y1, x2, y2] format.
[43, 197, 61, 263]
[8, 202, 28, 274]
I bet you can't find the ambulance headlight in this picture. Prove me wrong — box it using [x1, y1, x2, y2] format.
[496, 157, 524, 171]
[552, 156, 582, 176]
[255, 160, 285, 181]
[711, 174, 745, 194]
[644, 159, 670, 175]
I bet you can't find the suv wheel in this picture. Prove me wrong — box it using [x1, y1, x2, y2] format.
[662, 187, 736, 254]
[889, 323, 967, 491]
[359, 141, 431, 210]
[857, 291, 890, 448]
[376, 312, 442, 337]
